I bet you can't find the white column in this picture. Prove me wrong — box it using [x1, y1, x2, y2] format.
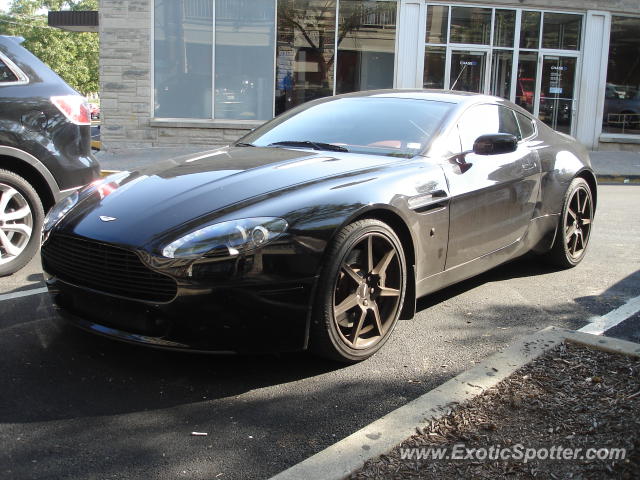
[575, 11, 611, 150]
[395, 0, 426, 88]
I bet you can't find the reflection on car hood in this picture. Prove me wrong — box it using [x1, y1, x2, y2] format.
[61, 146, 398, 249]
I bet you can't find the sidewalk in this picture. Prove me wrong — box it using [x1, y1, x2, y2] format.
[96, 146, 640, 183]
[589, 150, 640, 183]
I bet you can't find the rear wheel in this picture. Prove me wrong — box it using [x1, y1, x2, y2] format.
[310, 219, 406, 362]
[543, 177, 594, 268]
[0, 170, 44, 276]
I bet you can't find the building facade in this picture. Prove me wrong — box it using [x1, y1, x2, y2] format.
[99, 0, 640, 152]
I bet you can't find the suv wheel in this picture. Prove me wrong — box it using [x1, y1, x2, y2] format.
[0, 169, 44, 276]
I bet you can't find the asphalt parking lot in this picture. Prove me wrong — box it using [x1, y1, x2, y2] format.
[1, 185, 639, 480]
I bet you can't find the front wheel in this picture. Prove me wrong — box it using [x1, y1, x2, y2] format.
[310, 219, 407, 362]
[0, 170, 44, 276]
[543, 177, 594, 268]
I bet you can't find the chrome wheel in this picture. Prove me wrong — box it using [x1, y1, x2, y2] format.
[333, 232, 403, 350]
[564, 184, 592, 260]
[0, 182, 34, 266]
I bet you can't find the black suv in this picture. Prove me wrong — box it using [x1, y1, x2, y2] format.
[0, 36, 100, 276]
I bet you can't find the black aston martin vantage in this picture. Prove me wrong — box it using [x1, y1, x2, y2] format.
[41, 90, 597, 362]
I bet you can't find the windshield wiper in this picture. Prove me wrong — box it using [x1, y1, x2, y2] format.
[267, 140, 348, 153]
[235, 142, 255, 147]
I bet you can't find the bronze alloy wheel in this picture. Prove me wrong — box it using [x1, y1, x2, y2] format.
[333, 233, 403, 349]
[311, 219, 406, 362]
[564, 183, 593, 260]
[544, 177, 594, 269]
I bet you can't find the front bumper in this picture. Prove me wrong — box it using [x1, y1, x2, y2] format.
[44, 273, 316, 353]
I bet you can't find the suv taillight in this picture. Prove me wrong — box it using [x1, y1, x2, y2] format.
[51, 95, 91, 125]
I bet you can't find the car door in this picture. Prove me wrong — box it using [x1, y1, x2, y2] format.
[443, 103, 540, 269]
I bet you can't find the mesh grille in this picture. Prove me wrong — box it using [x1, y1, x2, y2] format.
[42, 235, 177, 303]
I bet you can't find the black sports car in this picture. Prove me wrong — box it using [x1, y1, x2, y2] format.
[41, 90, 597, 362]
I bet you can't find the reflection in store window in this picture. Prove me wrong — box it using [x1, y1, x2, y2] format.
[275, 0, 337, 116]
[450, 51, 486, 93]
[336, 1, 397, 95]
[423, 47, 446, 89]
[450, 7, 491, 45]
[542, 13, 582, 51]
[154, 0, 213, 118]
[602, 16, 640, 135]
[516, 52, 537, 114]
[214, 0, 275, 120]
[520, 11, 541, 49]
[493, 10, 515, 48]
[490, 50, 513, 99]
[426, 5, 448, 44]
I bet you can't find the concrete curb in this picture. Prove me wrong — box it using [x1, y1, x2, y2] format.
[269, 327, 640, 480]
[595, 174, 640, 185]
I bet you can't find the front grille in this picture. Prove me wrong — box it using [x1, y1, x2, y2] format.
[42, 235, 177, 303]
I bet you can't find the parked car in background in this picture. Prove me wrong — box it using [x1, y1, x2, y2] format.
[603, 83, 640, 132]
[89, 102, 100, 120]
[0, 36, 100, 276]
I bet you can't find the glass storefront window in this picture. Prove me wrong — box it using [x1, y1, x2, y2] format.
[542, 13, 582, 51]
[520, 11, 541, 49]
[423, 47, 446, 89]
[426, 5, 448, 44]
[336, 1, 397, 95]
[450, 51, 487, 93]
[275, 0, 337, 116]
[603, 16, 640, 135]
[493, 10, 515, 48]
[450, 7, 491, 45]
[154, 0, 213, 119]
[515, 52, 537, 114]
[490, 50, 512, 99]
[539, 56, 576, 134]
[214, 0, 275, 120]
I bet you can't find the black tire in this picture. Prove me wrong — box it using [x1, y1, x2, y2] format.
[0, 169, 44, 276]
[543, 177, 594, 269]
[310, 219, 407, 363]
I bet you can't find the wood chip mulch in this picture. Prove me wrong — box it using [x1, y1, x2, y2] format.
[351, 342, 640, 479]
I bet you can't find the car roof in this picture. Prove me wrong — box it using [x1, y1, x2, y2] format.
[333, 88, 498, 105]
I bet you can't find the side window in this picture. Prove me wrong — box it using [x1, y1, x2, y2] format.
[0, 58, 18, 83]
[498, 106, 521, 140]
[458, 104, 500, 151]
[515, 111, 536, 139]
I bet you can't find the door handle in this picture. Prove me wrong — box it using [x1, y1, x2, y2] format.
[429, 189, 448, 198]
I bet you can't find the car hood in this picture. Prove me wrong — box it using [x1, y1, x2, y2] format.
[60, 146, 399, 249]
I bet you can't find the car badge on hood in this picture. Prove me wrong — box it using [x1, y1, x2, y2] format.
[99, 216, 117, 222]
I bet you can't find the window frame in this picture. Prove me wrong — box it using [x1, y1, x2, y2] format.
[150, 0, 400, 122]
[0, 51, 29, 87]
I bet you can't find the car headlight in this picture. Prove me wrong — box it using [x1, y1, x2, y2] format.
[42, 171, 131, 236]
[43, 190, 78, 234]
[162, 217, 288, 259]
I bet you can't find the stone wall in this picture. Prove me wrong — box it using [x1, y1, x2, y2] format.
[99, 0, 256, 151]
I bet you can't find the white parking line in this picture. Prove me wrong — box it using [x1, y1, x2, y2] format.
[578, 294, 640, 335]
[0, 286, 48, 302]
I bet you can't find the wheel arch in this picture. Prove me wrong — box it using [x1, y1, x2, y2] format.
[348, 206, 417, 321]
[576, 168, 598, 211]
[0, 146, 59, 212]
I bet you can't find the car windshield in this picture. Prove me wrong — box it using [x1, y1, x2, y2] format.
[240, 97, 454, 158]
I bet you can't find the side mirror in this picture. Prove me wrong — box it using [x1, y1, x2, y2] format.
[473, 133, 518, 155]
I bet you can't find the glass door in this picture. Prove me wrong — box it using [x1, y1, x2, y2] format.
[537, 55, 578, 134]
[448, 49, 489, 93]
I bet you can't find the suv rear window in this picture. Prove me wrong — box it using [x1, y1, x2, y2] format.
[0, 58, 18, 83]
